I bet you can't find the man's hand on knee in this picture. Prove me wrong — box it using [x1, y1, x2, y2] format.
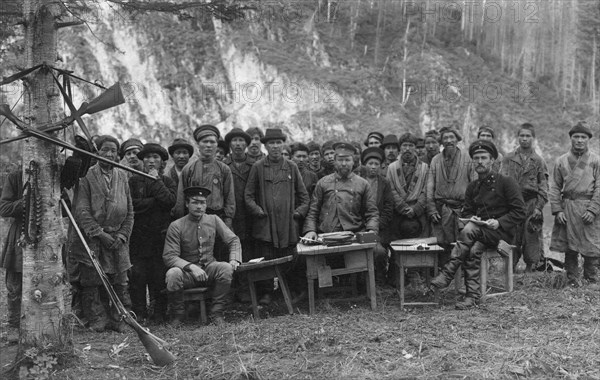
[189, 264, 208, 282]
[486, 219, 499, 230]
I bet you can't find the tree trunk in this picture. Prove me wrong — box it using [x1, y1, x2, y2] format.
[18, 0, 70, 372]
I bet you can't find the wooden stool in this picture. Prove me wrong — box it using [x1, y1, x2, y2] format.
[453, 240, 514, 298]
[236, 256, 295, 319]
[183, 287, 209, 324]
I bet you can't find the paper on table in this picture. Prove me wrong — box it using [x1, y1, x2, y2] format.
[459, 217, 491, 226]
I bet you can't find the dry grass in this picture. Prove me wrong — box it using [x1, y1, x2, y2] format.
[2, 270, 591, 380]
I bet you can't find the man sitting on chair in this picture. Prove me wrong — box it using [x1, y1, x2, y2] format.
[428, 140, 525, 309]
[163, 186, 241, 326]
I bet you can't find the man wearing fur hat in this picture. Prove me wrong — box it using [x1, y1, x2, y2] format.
[428, 140, 525, 309]
[549, 121, 600, 286]
[173, 125, 235, 233]
[426, 125, 476, 265]
[500, 123, 549, 272]
[128, 143, 177, 323]
[307, 141, 322, 174]
[167, 138, 194, 187]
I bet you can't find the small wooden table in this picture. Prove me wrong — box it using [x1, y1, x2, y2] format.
[236, 255, 294, 319]
[390, 239, 445, 309]
[296, 242, 377, 315]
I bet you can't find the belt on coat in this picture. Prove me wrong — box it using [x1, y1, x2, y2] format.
[563, 193, 592, 201]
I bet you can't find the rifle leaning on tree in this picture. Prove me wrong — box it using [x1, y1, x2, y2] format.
[60, 198, 176, 366]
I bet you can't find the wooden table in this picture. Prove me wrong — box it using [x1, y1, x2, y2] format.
[237, 255, 294, 319]
[296, 242, 377, 315]
[390, 239, 445, 309]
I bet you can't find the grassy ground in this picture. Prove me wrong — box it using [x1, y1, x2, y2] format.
[2, 269, 598, 380]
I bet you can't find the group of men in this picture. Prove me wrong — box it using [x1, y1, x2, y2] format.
[1, 121, 598, 329]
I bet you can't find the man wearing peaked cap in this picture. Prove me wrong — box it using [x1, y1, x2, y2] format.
[549, 120, 600, 286]
[380, 134, 399, 176]
[364, 131, 384, 148]
[167, 138, 194, 187]
[120, 137, 144, 174]
[163, 185, 241, 326]
[303, 139, 379, 246]
[428, 139, 526, 309]
[173, 123, 235, 238]
[359, 147, 394, 285]
[128, 142, 177, 324]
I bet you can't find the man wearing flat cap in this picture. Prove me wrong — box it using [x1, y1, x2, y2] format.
[163, 186, 241, 325]
[426, 124, 475, 265]
[380, 134, 400, 176]
[167, 138, 194, 187]
[364, 131, 384, 148]
[303, 142, 379, 244]
[173, 124, 235, 236]
[549, 121, 600, 286]
[120, 138, 144, 176]
[429, 140, 525, 309]
[128, 143, 177, 323]
[500, 123, 549, 272]
[359, 147, 394, 284]
[244, 128, 310, 304]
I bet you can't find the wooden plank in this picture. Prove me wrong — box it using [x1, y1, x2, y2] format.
[297, 242, 376, 256]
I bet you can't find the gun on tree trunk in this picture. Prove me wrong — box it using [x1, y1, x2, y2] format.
[60, 199, 176, 366]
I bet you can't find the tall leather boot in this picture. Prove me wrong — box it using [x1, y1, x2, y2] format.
[456, 249, 482, 310]
[583, 256, 599, 284]
[209, 280, 231, 324]
[168, 290, 185, 327]
[107, 285, 132, 333]
[564, 251, 580, 287]
[81, 287, 108, 332]
[430, 242, 469, 289]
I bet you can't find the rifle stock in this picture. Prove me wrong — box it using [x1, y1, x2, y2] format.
[60, 199, 176, 366]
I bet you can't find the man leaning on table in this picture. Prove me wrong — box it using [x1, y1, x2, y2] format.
[302, 142, 379, 242]
[427, 140, 526, 310]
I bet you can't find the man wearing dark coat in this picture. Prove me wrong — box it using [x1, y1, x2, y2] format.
[244, 128, 310, 304]
[167, 138, 194, 188]
[429, 140, 526, 309]
[307, 141, 322, 174]
[290, 142, 319, 199]
[128, 143, 177, 323]
[500, 123, 548, 272]
[0, 167, 23, 328]
[359, 147, 394, 284]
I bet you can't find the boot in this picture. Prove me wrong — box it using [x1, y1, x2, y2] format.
[168, 290, 185, 327]
[210, 280, 232, 315]
[583, 257, 599, 284]
[107, 284, 132, 333]
[81, 287, 108, 332]
[455, 297, 479, 310]
[564, 251, 580, 287]
[430, 242, 469, 289]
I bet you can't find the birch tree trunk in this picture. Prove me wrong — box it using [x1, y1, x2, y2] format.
[18, 0, 69, 367]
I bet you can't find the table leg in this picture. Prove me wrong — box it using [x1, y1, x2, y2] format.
[433, 255, 440, 304]
[366, 250, 376, 311]
[399, 259, 405, 309]
[248, 275, 260, 320]
[307, 278, 315, 315]
[275, 266, 294, 315]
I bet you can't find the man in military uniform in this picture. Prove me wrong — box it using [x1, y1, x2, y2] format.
[500, 123, 548, 272]
[163, 187, 241, 325]
[429, 140, 525, 309]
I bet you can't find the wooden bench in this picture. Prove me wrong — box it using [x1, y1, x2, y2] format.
[182, 287, 209, 324]
[454, 240, 514, 298]
[236, 255, 295, 319]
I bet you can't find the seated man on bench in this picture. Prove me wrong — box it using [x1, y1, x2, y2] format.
[163, 186, 241, 326]
[428, 140, 525, 309]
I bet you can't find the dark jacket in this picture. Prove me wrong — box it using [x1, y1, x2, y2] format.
[360, 174, 394, 232]
[500, 148, 548, 210]
[462, 172, 526, 232]
[129, 174, 177, 257]
[167, 166, 180, 188]
[224, 155, 255, 239]
[244, 157, 309, 248]
[300, 167, 319, 199]
[0, 170, 23, 271]
[304, 172, 379, 234]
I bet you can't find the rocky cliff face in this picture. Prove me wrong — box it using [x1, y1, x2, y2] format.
[2, 2, 596, 162]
